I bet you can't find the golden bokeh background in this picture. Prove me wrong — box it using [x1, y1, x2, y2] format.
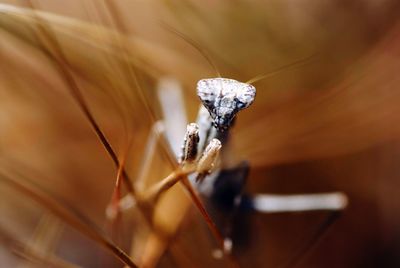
[0, 1, 400, 267]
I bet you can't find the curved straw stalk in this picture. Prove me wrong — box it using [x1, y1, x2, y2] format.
[0, 172, 138, 267]
[0, 4, 207, 92]
[233, 21, 400, 168]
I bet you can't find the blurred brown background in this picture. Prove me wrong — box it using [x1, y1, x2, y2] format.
[0, 0, 400, 267]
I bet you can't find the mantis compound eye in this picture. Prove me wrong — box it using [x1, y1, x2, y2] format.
[235, 100, 247, 110]
[197, 79, 217, 112]
[197, 78, 256, 131]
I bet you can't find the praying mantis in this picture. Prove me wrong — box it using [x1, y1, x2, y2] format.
[123, 72, 348, 267]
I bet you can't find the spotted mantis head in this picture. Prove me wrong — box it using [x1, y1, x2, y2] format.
[197, 78, 256, 132]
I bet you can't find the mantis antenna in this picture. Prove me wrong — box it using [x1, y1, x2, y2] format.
[246, 53, 317, 84]
[161, 23, 222, 78]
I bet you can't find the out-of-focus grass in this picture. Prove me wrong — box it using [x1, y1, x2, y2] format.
[0, 0, 400, 267]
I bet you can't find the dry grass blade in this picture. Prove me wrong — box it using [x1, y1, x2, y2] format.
[19, 213, 64, 267]
[236, 22, 400, 167]
[0, 172, 137, 268]
[101, 0, 158, 124]
[181, 178, 225, 246]
[0, 4, 206, 86]
[22, 0, 135, 194]
[107, 145, 129, 241]
[278, 212, 342, 268]
[0, 224, 77, 268]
